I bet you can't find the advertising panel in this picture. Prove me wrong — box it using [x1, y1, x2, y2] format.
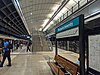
[89, 35, 100, 72]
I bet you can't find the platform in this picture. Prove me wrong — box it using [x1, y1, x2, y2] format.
[0, 46, 79, 75]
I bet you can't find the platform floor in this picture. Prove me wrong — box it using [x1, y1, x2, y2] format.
[0, 46, 79, 75]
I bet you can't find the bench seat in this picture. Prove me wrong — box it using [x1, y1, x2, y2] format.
[48, 55, 79, 75]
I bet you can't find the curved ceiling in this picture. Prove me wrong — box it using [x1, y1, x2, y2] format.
[19, 0, 82, 32]
[19, 0, 62, 32]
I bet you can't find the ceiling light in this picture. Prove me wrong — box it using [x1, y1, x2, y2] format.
[52, 5, 59, 11]
[30, 13, 32, 15]
[41, 19, 49, 27]
[39, 28, 42, 31]
[43, 21, 54, 32]
[43, 24, 51, 32]
[50, 21, 54, 24]
[48, 13, 54, 18]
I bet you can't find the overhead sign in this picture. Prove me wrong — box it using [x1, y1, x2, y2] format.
[56, 16, 79, 33]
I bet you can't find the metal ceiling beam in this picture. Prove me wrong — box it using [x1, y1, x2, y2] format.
[1, 0, 24, 35]
[3, 11, 16, 19]
[3, 0, 28, 35]
[0, 10, 22, 34]
[0, 0, 28, 36]
[1, 19, 19, 34]
[0, 3, 12, 10]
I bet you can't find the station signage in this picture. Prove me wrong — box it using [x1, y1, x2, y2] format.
[56, 16, 79, 33]
[56, 27, 79, 38]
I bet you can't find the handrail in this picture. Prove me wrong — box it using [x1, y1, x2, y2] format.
[47, 0, 96, 32]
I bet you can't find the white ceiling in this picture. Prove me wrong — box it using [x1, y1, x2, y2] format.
[19, 0, 62, 32]
[19, 0, 82, 33]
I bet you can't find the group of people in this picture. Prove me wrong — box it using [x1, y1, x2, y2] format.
[14, 40, 32, 52]
[0, 39, 32, 67]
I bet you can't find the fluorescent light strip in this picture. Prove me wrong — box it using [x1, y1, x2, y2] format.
[85, 12, 100, 23]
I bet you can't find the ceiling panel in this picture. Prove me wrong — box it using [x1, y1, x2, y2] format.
[19, 0, 80, 32]
[19, 0, 61, 32]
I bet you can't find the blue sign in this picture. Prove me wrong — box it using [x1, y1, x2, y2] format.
[56, 16, 79, 33]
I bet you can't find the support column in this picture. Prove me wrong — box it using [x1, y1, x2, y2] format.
[79, 15, 85, 75]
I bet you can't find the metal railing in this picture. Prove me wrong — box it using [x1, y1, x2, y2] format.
[49, 0, 96, 31]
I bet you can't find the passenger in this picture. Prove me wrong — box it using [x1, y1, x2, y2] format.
[0, 48, 2, 63]
[76, 57, 87, 68]
[76, 57, 87, 74]
[26, 41, 31, 52]
[0, 39, 11, 67]
[76, 57, 80, 65]
[19, 41, 23, 49]
[0, 40, 3, 63]
[16, 43, 19, 50]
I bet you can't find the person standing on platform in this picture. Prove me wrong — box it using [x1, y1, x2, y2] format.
[26, 41, 32, 52]
[0, 39, 11, 67]
[16, 42, 19, 50]
[0, 48, 2, 63]
[0, 39, 3, 63]
[76, 57, 80, 65]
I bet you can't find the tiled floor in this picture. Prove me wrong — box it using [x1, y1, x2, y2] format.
[0, 47, 79, 75]
[1, 54, 52, 75]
